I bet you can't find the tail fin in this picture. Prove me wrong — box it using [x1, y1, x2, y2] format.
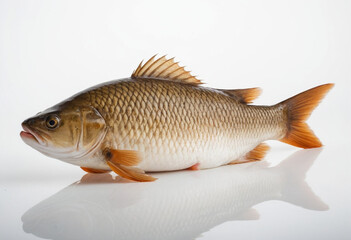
[279, 83, 334, 148]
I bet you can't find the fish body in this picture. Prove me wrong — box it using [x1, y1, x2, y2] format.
[20, 56, 333, 181]
[64, 78, 284, 171]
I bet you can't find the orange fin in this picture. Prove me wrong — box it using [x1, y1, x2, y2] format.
[104, 148, 157, 182]
[131, 55, 202, 86]
[80, 167, 111, 174]
[106, 161, 157, 182]
[246, 143, 270, 161]
[279, 83, 334, 148]
[187, 163, 200, 171]
[105, 149, 141, 166]
[229, 143, 270, 164]
[220, 87, 262, 104]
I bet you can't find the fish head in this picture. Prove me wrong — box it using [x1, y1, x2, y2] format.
[20, 103, 107, 161]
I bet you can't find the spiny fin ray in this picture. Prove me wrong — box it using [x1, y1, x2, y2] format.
[131, 55, 203, 85]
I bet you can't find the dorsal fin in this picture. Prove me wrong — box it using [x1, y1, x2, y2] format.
[220, 88, 262, 104]
[131, 55, 203, 85]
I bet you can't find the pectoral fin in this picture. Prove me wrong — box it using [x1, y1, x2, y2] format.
[106, 161, 157, 182]
[80, 167, 111, 174]
[104, 148, 157, 182]
[105, 149, 142, 166]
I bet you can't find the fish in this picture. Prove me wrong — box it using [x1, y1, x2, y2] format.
[20, 55, 334, 182]
[21, 149, 328, 240]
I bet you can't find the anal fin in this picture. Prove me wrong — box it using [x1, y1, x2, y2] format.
[229, 143, 270, 165]
[80, 167, 111, 174]
[245, 143, 270, 161]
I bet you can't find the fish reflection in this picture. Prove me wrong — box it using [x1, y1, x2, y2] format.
[22, 149, 328, 240]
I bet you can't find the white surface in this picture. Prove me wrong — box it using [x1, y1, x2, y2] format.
[0, 0, 350, 239]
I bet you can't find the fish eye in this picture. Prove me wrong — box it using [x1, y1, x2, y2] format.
[46, 115, 60, 129]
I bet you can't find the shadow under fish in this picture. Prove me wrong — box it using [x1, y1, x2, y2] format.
[22, 148, 328, 240]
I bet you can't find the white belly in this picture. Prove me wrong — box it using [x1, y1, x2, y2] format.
[138, 137, 264, 172]
[68, 134, 271, 172]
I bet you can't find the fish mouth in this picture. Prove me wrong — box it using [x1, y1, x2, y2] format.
[20, 124, 45, 146]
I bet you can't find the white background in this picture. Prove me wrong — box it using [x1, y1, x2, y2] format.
[0, 0, 350, 239]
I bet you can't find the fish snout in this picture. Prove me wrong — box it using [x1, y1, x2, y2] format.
[20, 117, 45, 145]
[22, 118, 34, 129]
